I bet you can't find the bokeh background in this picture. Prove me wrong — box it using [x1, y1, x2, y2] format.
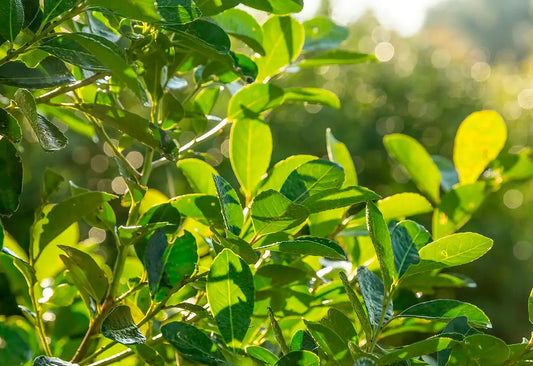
[2, 0, 533, 343]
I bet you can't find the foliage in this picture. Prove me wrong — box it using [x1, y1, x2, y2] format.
[0, 1, 532, 366]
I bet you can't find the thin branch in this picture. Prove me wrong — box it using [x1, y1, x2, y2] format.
[36, 72, 109, 104]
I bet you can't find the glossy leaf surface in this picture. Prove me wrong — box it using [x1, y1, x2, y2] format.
[213, 175, 244, 236]
[260, 236, 346, 260]
[101, 305, 146, 345]
[357, 266, 392, 329]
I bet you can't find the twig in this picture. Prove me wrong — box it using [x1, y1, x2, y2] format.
[36, 72, 109, 104]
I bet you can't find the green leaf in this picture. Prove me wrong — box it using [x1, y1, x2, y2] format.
[447, 334, 509, 365]
[39, 191, 116, 250]
[432, 155, 459, 191]
[214, 8, 265, 55]
[134, 344, 165, 366]
[33, 356, 75, 366]
[366, 201, 397, 289]
[0, 56, 74, 88]
[377, 193, 433, 221]
[162, 321, 226, 365]
[88, 0, 161, 22]
[298, 50, 376, 68]
[206, 248, 255, 348]
[404, 232, 493, 276]
[259, 236, 346, 260]
[432, 182, 486, 239]
[255, 16, 304, 81]
[177, 158, 219, 195]
[274, 351, 320, 366]
[281, 159, 344, 203]
[384, 133, 441, 205]
[48, 283, 77, 307]
[70, 183, 117, 231]
[41, 169, 64, 204]
[227, 83, 284, 121]
[326, 128, 357, 187]
[79, 104, 178, 159]
[320, 308, 358, 345]
[195, 0, 238, 16]
[0, 324, 32, 365]
[498, 148, 533, 183]
[290, 330, 318, 353]
[170, 194, 224, 228]
[454, 110, 507, 184]
[396, 300, 491, 328]
[339, 271, 372, 340]
[193, 86, 221, 115]
[241, 0, 303, 15]
[303, 17, 349, 51]
[354, 359, 376, 366]
[213, 175, 244, 236]
[156, 0, 202, 24]
[255, 264, 307, 289]
[251, 190, 308, 236]
[0, 219, 4, 248]
[0, 138, 22, 217]
[165, 19, 230, 57]
[259, 155, 317, 192]
[246, 346, 279, 365]
[145, 229, 197, 300]
[101, 305, 146, 345]
[43, 0, 76, 22]
[283, 88, 340, 109]
[230, 118, 272, 195]
[15, 89, 68, 151]
[305, 320, 352, 365]
[0, 0, 24, 42]
[58, 245, 108, 301]
[0, 108, 21, 143]
[39, 35, 108, 71]
[378, 337, 456, 364]
[215, 234, 258, 265]
[529, 288, 533, 325]
[391, 220, 431, 277]
[302, 186, 380, 213]
[357, 266, 392, 329]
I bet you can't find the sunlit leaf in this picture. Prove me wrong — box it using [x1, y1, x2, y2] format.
[303, 17, 349, 51]
[177, 158, 219, 195]
[246, 345, 279, 365]
[303, 186, 380, 213]
[213, 175, 244, 236]
[326, 128, 357, 187]
[283, 88, 340, 109]
[290, 330, 318, 353]
[214, 8, 265, 55]
[378, 337, 457, 364]
[101, 305, 146, 345]
[298, 50, 376, 68]
[259, 155, 317, 193]
[227, 83, 284, 121]
[274, 351, 319, 366]
[156, 0, 202, 24]
[320, 308, 358, 345]
[377, 193, 433, 221]
[170, 194, 224, 228]
[88, 0, 161, 22]
[305, 320, 352, 365]
[447, 334, 509, 365]
[260, 236, 346, 260]
[195, 0, 238, 16]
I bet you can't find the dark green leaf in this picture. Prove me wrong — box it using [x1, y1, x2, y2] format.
[118, 223, 167, 246]
[79, 104, 178, 159]
[283, 88, 340, 109]
[230, 118, 272, 194]
[206, 248, 255, 348]
[145, 229, 197, 301]
[291, 330, 318, 353]
[0, 138, 22, 217]
[41, 169, 64, 204]
[256, 16, 304, 81]
[0, 324, 32, 365]
[39, 35, 108, 71]
[227, 83, 284, 121]
[43, 0, 76, 22]
[101, 305, 146, 345]
[498, 148, 533, 183]
[378, 337, 456, 364]
[0, 56, 74, 88]
[302, 186, 380, 213]
[255, 264, 307, 289]
[246, 346, 279, 365]
[165, 19, 230, 57]
[134, 344, 165, 366]
[88, 0, 161, 22]
[161, 322, 226, 365]
[384, 133, 441, 205]
[303, 17, 349, 51]
[0, 108, 21, 143]
[213, 175, 244, 236]
[251, 190, 309, 236]
[39, 191, 116, 249]
[241, 0, 303, 15]
[432, 155, 459, 191]
[326, 129, 357, 187]
[59, 245, 108, 301]
[274, 351, 320, 366]
[195, 0, 238, 16]
[366, 201, 397, 289]
[432, 182, 486, 239]
[339, 271, 372, 340]
[396, 300, 491, 328]
[447, 334, 509, 366]
[281, 159, 344, 203]
[259, 155, 317, 193]
[0, 219, 4, 249]
[357, 266, 392, 329]
[214, 8, 265, 55]
[0, 0, 24, 42]
[33, 355, 75, 366]
[391, 220, 431, 277]
[156, 0, 202, 24]
[305, 320, 352, 365]
[260, 236, 346, 260]
[298, 50, 376, 68]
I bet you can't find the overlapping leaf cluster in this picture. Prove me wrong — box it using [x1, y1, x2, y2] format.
[0, 1, 532, 366]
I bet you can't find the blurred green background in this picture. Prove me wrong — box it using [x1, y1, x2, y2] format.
[3, 0, 533, 343]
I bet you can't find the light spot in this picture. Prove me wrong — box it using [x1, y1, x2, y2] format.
[503, 189, 524, 209]
[431, 49, 451, 68]
[375, 42, 395, 62]
[91, 154, 109, 173]
[518, 89, 533, 109]
[126, 151, 144, 169]
[471, 62, 491, 82]
[111, 176, 128, 195]
[89, 227, 107, 243]
[42, 311, 56, 322]
[513, 241, 532, 261]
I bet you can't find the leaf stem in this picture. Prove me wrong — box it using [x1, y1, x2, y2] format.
[36, 72, 109, 104]
[28, 282, 53, 356]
